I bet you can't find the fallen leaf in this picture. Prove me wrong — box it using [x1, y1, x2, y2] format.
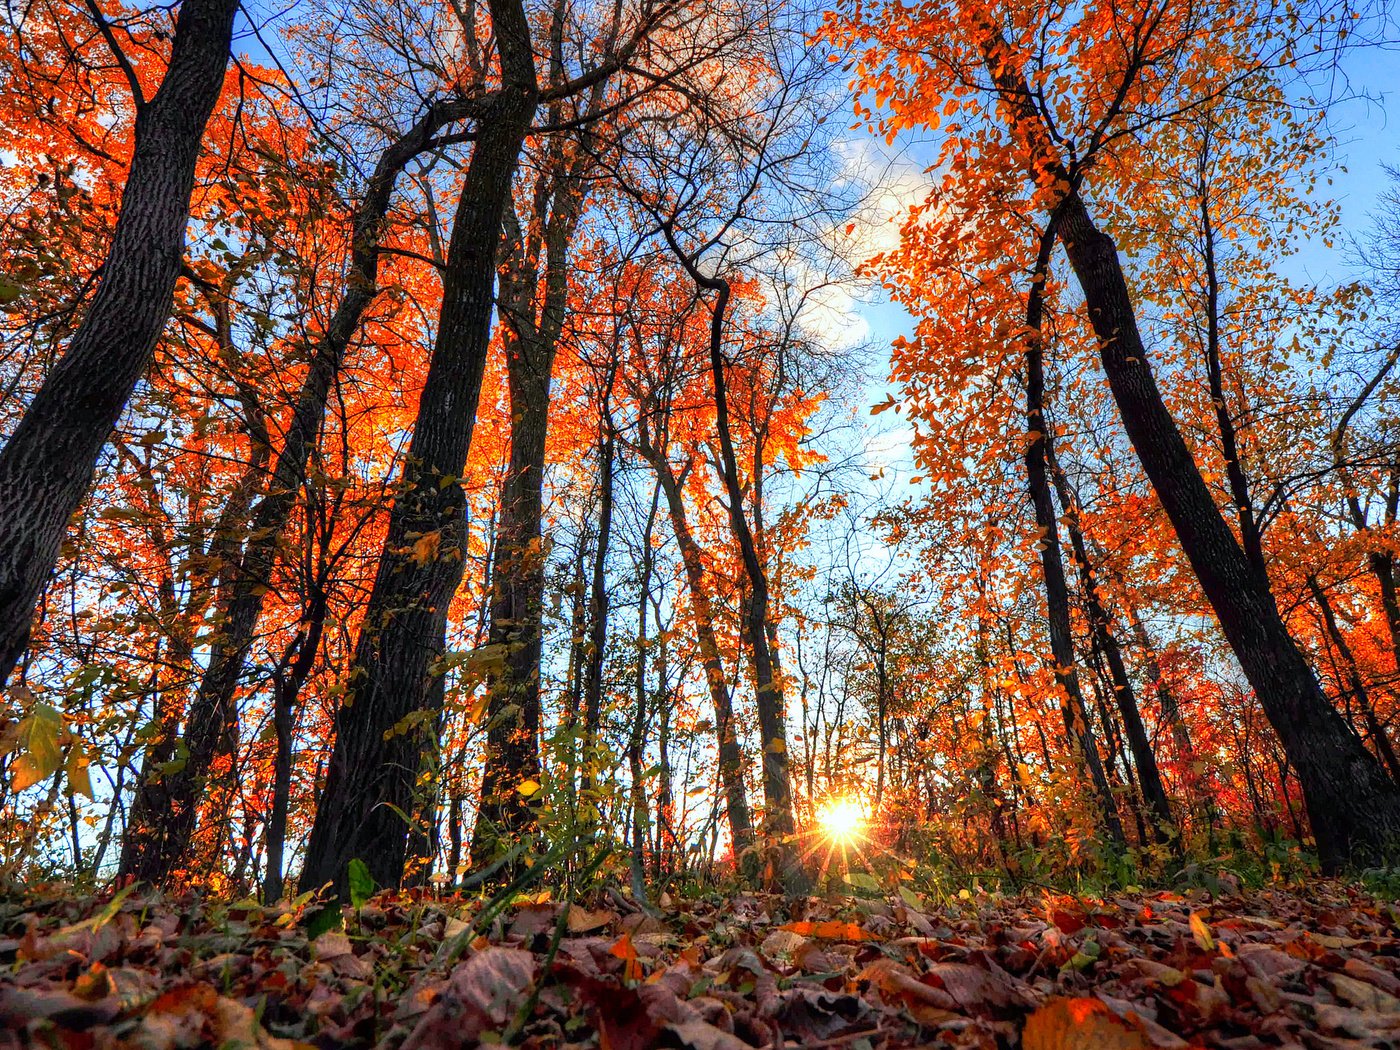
[779, 920, 879, 941]
[1023, 997, 1157, 1050]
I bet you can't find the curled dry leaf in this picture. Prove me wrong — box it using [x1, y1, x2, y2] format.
[401, 947, 536, 1050]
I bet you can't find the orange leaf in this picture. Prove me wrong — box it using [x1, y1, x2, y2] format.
[778, 920, 879, 941]
[1022, 997, 1154, 1050]
[609, 932, 643, 983]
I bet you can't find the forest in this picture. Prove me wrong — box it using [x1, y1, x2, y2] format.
[3, 0, 1400, 1045]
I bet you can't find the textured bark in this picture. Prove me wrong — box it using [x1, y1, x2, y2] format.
[1056, 189, 1400, 870]
[0, 0, 241, 682]
[1022, 221, 1125, 846]
[299, 0, 539, 894]
[118, 104, 461, 885]
[469, 160, 587, 865]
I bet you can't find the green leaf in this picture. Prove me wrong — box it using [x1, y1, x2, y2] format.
[842, 872, 881, 893]
[87, 885, 135, 931]
[347, 858, 374, 908]
[65, 748, 93, 800]
[305, 905, 343, 939]
[11, 703, 63, 791]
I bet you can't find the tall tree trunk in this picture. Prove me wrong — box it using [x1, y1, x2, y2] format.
[1021, 220, 1125, 846]
[0, 0, 241, 682]
[652, 596, 675, 880]
[628, 481, 660, 899]
[662, 235, 806, 893]
[583, 410, 616, 798]
[469, 26, 619, 863]
[119, 102, 477, 886]
[469, 167, 586, 864]
[1055, 188, 1400, 870]
[263, 589, 326, 902]
[1308, 575, 1400, 785]
[299, 0, 539, 894]
[636, 433, 757, 877]
[1046, 438, 1175, 842]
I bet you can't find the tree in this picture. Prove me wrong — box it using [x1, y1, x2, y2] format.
[0, 0, 241, 683]
[830, 0, 1400, 869]
[299, 0, 540, 893]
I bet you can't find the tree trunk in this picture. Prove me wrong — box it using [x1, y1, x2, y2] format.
[469, 165, 587, 865]
[636, 434, 757, 877]
[661, 237, 806, 893]
[299, 1, 538, 894]
[119, 102, 477, 886]
[1056, 188, 1400, 870]
[628, 481, 660, 899]
[0, 0, 241, 683]
[263, 590, 326, 902]
[583, 412, 616, 798]
[1046, 437, 1175, 842]
[1021, 220, 1125, 846]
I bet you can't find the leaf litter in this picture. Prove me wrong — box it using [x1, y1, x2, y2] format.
[1, 881, 1398, 1048]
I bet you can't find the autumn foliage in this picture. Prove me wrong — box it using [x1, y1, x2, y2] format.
[0, 0, 1399, 997]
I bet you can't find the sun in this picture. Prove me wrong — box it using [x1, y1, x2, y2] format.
[818, 796, 866, 845]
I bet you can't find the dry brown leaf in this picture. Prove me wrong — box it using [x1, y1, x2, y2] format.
[567, 905, 617, 934]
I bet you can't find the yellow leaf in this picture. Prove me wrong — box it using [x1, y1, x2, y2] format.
[463, 693, 490, 726]
[66, 748, 93, 800]
[410, 530, 441, 566]
[765, 737, 787, 754]
[11, 703, 63, 792]
[516, 779, 542, 798]
[1189, 912, 1214, 952]
[10, 753, 45, 792]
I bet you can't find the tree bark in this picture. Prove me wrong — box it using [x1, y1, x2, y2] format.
[118, 100, 483, 887]
[636, 433, 758, 876]
[469, 164, 586, 866]
[0, 0, 241, 682]
[1021, 220, 1125, 846]
[299, 0, 539, 894]
[1055, 188, 1400, 870]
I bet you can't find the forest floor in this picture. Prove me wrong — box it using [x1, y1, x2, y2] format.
[1, 877, 1398, 1049]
